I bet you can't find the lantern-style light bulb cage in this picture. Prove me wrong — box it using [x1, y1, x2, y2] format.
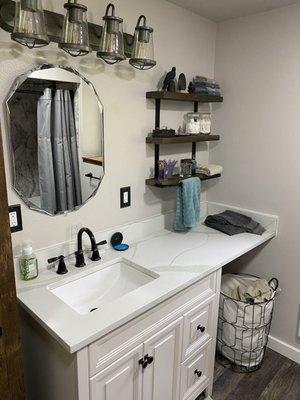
[6, 1, 157, 69]
[129, 15, 156, 70]
[97, 3, 126, 65]
[59, 0, 91, 57]
[11, 0, 50, 48]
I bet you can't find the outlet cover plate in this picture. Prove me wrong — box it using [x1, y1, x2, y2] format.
[9, 204, 23, 233]
[120, 186, 131, 208]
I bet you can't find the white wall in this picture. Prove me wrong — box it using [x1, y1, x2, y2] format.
[0, 0, 217, 252]
[210, 4, 300, 354]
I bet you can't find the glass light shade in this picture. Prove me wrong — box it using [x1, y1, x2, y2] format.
[97, 3, 125, 65]
[129, 15, 156, 70]
[11, 0, 49, 48]
[59, 0, 90, 57]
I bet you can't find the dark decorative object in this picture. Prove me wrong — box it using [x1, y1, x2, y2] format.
[168, 80, 176, 92]
[178, 73, 186, 91]
[162, 67, 176, 91]
[129, 15, 156, 70]
[188, 81, 194, 94]
[152, 128, 176, 137]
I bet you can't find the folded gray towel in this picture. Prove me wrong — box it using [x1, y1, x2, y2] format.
[204, 210, 266, 236]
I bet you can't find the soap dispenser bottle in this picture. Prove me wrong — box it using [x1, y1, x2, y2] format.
[19, 242, 38, 281]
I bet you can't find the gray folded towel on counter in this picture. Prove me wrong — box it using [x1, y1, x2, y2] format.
[204, 210, 266, 236]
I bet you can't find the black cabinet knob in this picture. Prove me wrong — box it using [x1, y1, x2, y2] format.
[146, 355, 154, 365]
[139, 358, 148, 368]
[197, 325, 205, 333]
[139, 354, 154, 369]
[194, 369, 202, 378]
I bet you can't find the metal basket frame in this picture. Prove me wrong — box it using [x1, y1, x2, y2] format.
[216, 274, 278, 373]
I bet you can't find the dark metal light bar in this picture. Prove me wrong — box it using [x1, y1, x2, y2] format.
[0, 0, 134, 57]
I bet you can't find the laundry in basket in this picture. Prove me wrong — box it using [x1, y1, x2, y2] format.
[217, 274, 279, 371]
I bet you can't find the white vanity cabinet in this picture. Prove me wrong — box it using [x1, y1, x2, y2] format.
[20, 270, 221, 400]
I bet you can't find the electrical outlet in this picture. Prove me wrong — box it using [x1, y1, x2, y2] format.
[120, 187, 131, 208]
[9, 204, 23, 233]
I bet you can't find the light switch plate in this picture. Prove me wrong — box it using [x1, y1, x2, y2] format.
[9, 204, 23, 233]
[120, 187, 131, 208]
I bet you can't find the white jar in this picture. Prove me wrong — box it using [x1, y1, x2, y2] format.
[185, 113, 201, 134]
[199, 113, 211, 134]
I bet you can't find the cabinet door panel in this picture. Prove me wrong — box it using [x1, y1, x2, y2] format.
[90, 345, 143, 400]
[142, 318, 183, 400]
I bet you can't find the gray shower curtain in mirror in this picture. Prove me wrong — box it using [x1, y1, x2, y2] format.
[37, 89, 82, 214]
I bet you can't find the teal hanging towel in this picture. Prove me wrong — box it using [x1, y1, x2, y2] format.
[173, 177, 201, 231]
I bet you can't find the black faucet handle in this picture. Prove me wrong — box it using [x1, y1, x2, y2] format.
[91, 247, 101, 262]
[91, 240, 107, 262]
[48, 255, 68, 275]
[97, 240, 107, 246]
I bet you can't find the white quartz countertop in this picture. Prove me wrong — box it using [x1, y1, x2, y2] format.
[16, 202, 278, 353]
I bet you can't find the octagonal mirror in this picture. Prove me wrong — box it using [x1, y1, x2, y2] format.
[5, 64, 104, 216]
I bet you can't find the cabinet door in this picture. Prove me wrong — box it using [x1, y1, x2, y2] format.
[90, 344, 143, 400]
[142, 317, 183, 400]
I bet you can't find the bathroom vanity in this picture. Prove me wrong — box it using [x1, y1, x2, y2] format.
[16, 202, 278, 400]
[21, 268, 220, 400]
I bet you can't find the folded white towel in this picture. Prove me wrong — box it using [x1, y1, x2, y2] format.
[196, 164, 223, 176]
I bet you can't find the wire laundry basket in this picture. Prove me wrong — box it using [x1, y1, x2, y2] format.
[216, 274, 279, 373]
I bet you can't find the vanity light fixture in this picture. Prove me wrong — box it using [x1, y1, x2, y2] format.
[129, 15, 156, 70]
[59, 0, 90, 57]
[11, 0, 50, 48]
[97, 3, 126, 64]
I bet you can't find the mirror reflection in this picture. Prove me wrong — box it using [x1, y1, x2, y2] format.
[6, 65, 104, 215]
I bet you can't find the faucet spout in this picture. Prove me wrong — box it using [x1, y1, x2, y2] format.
[75, 227, 101, 268]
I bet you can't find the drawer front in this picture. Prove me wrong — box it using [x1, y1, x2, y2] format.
[182, 297, 214, 360]
[180, 342, 211, 400]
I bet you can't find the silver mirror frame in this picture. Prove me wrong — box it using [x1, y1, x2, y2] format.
[5, 63, 105, 216]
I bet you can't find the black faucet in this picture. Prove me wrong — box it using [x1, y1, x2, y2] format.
[75, 227, 101, 268]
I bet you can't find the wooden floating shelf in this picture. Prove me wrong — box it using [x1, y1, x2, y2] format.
[146, 91, 223, 103]
[146, 173, 221, 188]
[146, 134, 220, 145]
[82, 156, 103, 166]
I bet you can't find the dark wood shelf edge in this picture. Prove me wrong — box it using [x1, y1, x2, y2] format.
[146, 134, 220, 144]
[145, 174, 221, 188]
[82, 156, 103, 166]
[146, 91, 223, 103]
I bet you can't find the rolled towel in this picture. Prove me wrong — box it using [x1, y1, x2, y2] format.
[196, 164, 223, 176]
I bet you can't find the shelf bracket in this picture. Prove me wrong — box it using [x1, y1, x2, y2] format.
[155, 99, 161, 129]
[191, 142, 196, 176]
[154, 144, 160, 179]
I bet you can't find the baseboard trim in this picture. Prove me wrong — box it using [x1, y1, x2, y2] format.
[267, 335, 300, 364]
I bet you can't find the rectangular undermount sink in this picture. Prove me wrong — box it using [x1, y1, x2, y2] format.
[50, 259, 158, 315]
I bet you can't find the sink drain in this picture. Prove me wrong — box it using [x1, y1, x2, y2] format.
[90, 307, 98, 313]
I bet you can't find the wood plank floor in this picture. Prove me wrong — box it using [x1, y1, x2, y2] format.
[213, 348, 300, 400]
